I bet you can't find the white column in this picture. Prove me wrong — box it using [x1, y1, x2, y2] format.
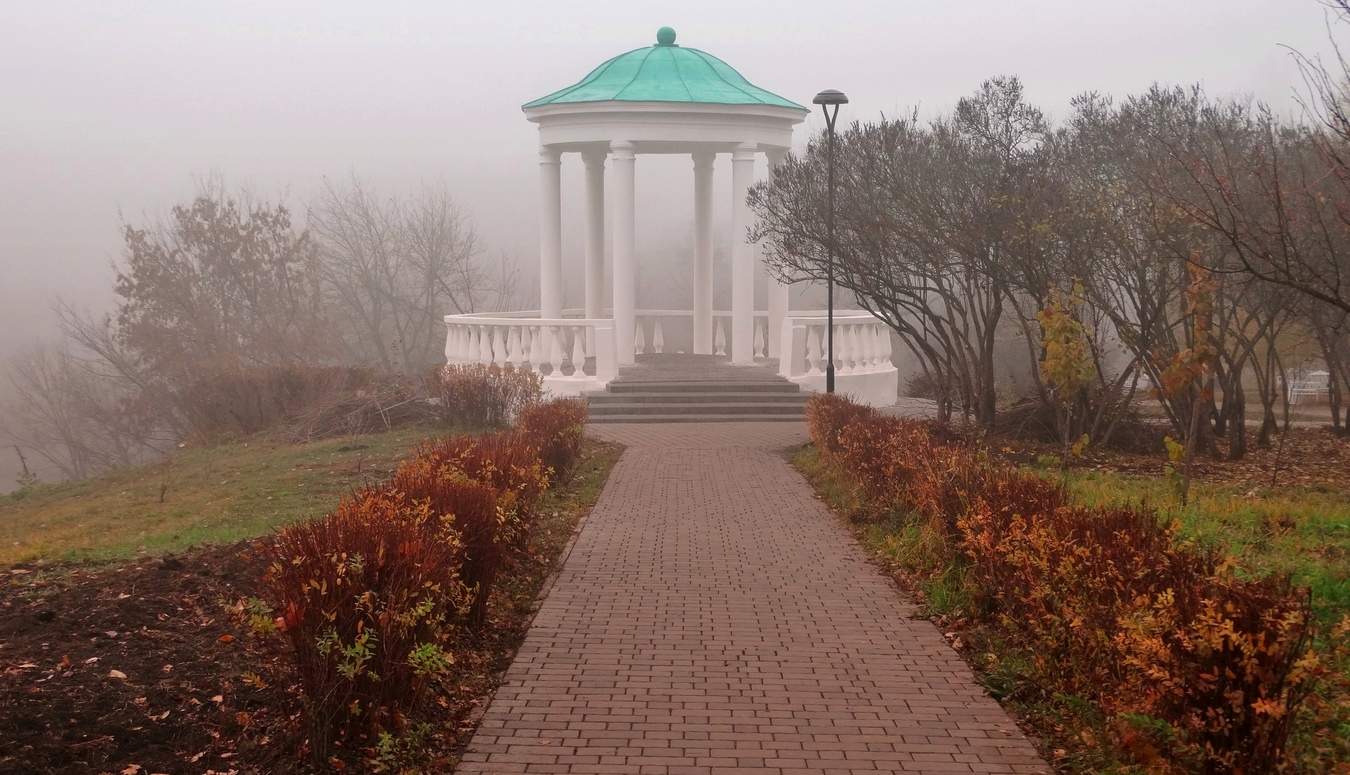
[583, 151, 606, 322]
[538, 146, 563, 319]
[730, 142, 757, 364]
[692, 152, 715, 355]
[764, 148, 790, 359]
[611, 140, 637, 365]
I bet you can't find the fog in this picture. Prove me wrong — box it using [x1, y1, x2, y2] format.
[0, 0, 1341, 486]
[1, 0, 1339, 357]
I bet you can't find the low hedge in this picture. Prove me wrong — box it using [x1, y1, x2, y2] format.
[262, 396, 586, 761]
[804, 393, 1341, 772]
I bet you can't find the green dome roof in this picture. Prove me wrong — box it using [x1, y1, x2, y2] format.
[523, 28, 806, 111]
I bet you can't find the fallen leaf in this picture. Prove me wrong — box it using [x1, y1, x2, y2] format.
[217, 634, 236, 644]
[108, 669, 128, 680]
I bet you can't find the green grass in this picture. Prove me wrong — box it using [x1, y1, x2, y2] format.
[1047, 468, 1350, 626]
[0, 425, 452, 564]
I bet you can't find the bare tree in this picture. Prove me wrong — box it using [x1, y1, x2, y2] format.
[0, 344, 162, 480]
[309, 176, 498, 374]
[751, 77, 1053, 428]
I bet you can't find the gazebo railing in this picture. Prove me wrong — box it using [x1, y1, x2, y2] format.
[445, 308, 897, 401]
[777, 311, 899, 405]
[633, 309, 770, 358]
[444, 312, 617, 395]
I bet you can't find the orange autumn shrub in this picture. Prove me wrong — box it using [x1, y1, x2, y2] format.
[263, 487, 469, 759]
[807, 393, 1325, 772]
[518, 398, 588, 481]
[958, 495, 1209, 693]
[1115, 575, 1315, 771]
[805, 392, 875, 457]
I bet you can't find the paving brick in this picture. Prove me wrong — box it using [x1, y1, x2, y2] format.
[461, 423, 1047, 773]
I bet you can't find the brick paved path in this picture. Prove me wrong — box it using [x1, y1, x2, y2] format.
[459, 423, 1047, 774]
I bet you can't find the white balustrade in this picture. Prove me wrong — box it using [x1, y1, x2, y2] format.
[447, 307, 791, 396]
[777, 310, 899, 406]
[444, 313, 618, 396]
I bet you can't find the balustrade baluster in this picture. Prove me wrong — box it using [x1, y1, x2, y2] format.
[477, 326, 492, 363]
[652, 320, 665, 354]
[491, 327, 507, 366]
[634, 320, 646, 356]
[713, 319, 727, 357]
[845, 325, 860, 372]
[806, 325, 822, 375]
[753, 320, 765, 359]
[537, 325, 556, 375]
[508, 326, 524, 367]
[571, 326, 587, 375]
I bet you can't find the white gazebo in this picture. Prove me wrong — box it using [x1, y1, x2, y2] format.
[445, 27, 898, 405]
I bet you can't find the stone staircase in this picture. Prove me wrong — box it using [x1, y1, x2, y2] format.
[584, 354, 808, 423]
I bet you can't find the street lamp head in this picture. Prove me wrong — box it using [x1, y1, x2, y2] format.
[812, 89, 849, 106]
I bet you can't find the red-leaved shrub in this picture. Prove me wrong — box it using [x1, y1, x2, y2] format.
[433, 363, 542, 428]
[518, 398, 588, 481]
[401, 431, 548, 624]
[263, 487, 468, 759]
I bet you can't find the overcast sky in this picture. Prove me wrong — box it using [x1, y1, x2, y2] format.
[0, 0, 1342, 358]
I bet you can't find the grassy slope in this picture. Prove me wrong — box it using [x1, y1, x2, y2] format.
[0, 425, 447, 564]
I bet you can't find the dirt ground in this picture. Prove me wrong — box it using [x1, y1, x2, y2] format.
[0, 543, 288, 774]
[0, 511, 586, 775]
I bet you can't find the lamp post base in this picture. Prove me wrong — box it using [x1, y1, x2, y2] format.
[826, 364, 835, 394]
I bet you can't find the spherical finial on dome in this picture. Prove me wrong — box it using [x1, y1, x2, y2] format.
[656, 26, 677, 46]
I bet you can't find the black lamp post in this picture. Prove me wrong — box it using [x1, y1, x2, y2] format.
[812, 88, 848, 393]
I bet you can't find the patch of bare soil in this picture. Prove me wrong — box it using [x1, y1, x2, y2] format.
[0, 443, 609, 775]
[0, 543, 289, 775]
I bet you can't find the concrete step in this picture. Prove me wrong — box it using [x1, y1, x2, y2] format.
[589, 401, 804, 416]
[587, 391, 808, 404]
[588, 412, 805, 424]
[606, 380, 800, 394]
